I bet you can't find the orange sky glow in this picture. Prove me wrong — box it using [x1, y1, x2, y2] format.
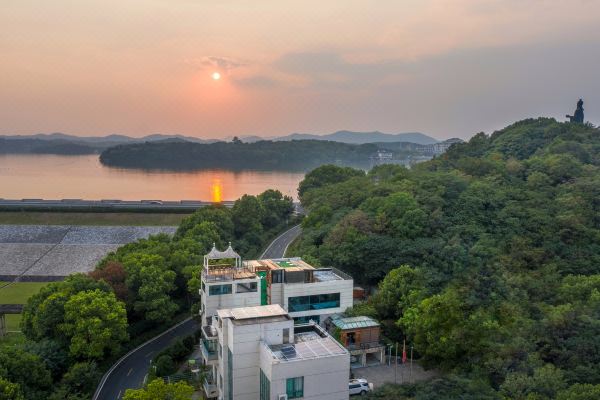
[1, 1, 600, 139]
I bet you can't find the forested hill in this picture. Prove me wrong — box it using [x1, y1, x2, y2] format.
[99, 140, 381, 171]
[292, 118, 600, 399]
[0, 138, 97, 155]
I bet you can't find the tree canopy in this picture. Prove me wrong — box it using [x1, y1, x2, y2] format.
[292, 118, 600, 398]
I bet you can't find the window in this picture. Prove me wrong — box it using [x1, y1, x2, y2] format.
[260, 369, 270, 400]
[293, 315, 320, 325]
[286, 376, 304, 398]
[283, 328, 290, 343]
[209, 284, 232, 296]
[288, 293, 340, 312]
[236, 282, 257, 293]
[227, 349, 233, 400]
[272, 269, 283, 283]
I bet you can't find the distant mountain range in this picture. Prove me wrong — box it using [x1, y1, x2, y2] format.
[265, 130, 438, 145]
[1, 130, 439, 146]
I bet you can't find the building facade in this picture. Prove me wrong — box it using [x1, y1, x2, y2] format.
[199, 244, 354, 399]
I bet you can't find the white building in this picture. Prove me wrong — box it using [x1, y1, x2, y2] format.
[199, 244, 354, 399]
[200, 244, 354, 327]
[204, 304, 349, 400]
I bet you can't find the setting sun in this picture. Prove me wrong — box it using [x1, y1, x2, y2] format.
[211, 72, 221, 80]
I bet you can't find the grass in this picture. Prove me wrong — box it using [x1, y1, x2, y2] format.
[0, 211, 190, 226]
[0, 281, 49, 336]
[0, 282, 50, 303]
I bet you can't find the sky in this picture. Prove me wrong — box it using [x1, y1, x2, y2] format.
[2, 0, 600, 140]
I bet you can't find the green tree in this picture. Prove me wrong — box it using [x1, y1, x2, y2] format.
[0, 347, 52, 400]
[232, 194, 264, 238]
[557, 384, 600, 400]
[0, 378, 24, 400]
[60, 289, 128, 359]
[123, 379, 193, 400]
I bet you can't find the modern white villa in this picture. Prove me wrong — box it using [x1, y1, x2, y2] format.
[199, 244, 354, 399]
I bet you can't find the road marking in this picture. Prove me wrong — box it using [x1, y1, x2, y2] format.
[144, 351, 154, 358]
[259, 224, 301, 259]
[127, 368, 133, 377]
[92, 317, 194, 400]
[117, 390, 121, 399]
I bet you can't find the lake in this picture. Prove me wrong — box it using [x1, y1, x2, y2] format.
[0, 154, 305, 201]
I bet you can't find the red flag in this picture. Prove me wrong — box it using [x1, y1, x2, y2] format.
[402, 340, 407, 364]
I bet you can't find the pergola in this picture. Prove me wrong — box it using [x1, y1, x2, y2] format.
[0, 304, 24, 337]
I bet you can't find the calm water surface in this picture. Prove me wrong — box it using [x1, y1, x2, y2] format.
[0, 155, 304, 201]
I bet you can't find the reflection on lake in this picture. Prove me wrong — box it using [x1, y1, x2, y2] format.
[0, 155, 304, 201]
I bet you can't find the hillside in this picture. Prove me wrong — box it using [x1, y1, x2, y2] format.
[273, 130, 438, 145]
[99, 140, 385, 171]
[0, 138, 97, 155]
[292, 118, 600, 398]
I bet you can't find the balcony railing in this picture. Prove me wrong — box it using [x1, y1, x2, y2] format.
[203, 377, 218, 397]
[202, 266, 257, 282]
[201, 339, 218, 361]
[346, 341, 384, 351]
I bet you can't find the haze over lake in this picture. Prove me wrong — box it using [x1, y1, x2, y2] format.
[0, 155, 304, 201]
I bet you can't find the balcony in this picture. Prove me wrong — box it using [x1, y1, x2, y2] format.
[200, 325, 219, 362]
[202, 266, 257, 282]
[203, 375, 218, 398]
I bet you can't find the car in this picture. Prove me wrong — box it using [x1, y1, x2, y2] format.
[349, 378, 372, 396]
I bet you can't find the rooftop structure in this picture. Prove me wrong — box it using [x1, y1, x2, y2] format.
[326, 314, 385, 368]
[265, 323, 348, 363]
[200, 250, 353, 328]
[330, 315, 380, 330]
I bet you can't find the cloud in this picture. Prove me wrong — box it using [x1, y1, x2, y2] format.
[272, 51, 412, 89]
[233, 75, 278, 88]
[185, 56, 247, 71]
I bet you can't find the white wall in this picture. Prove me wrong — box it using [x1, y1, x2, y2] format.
[201, 278, 261, 325]
[262, 349, 350, 400]
[220, 316, 294, 400]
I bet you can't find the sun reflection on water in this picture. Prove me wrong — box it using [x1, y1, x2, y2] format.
[211, 178, 223, 202]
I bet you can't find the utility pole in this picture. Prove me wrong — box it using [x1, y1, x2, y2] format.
[409, 346, 413, 383]
[394, 342, 398, 384]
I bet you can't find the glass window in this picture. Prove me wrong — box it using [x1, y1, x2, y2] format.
[236, 282, 258, 293]
[272, 269, 283, 283]
[209, 284, 232, 296]
[227, 349, 233, 400]
[288, 293, 340, 312]
[260, 369, 270, 400]
[286, 376, 304, 398]
[293, 315, 321, 325]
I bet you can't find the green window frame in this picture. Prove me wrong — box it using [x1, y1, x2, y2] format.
[209, 284, 232, 296]
[260, 368, 270, 400]
[286, 376, 304, 398]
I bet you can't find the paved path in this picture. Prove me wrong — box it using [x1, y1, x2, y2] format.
[94, 224, 303, 399]
[260, 225, 302, 259]
[93, 317, 199, 400]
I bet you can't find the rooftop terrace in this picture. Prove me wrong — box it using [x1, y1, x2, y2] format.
[264, 323, 348, 363]
[202, 256, 352, 283]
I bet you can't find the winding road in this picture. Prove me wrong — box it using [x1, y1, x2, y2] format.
[93, 224, 302, 399]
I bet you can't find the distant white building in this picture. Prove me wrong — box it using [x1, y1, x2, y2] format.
[423, 138, 464, 155]
[199, 244, 354, 399]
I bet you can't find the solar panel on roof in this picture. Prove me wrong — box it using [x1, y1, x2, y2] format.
[281, 345, 297, 359]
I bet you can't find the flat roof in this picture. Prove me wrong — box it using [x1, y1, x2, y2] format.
[331, 315, 380, 330]
[218, 304, 287, 320]
[266, 324, 348, 362]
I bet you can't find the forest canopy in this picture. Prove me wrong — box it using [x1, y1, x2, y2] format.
[291, 118, 600, 399]
[100, 139, 384, 171]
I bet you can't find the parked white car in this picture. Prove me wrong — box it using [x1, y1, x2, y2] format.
[349, 378, 372, 396]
